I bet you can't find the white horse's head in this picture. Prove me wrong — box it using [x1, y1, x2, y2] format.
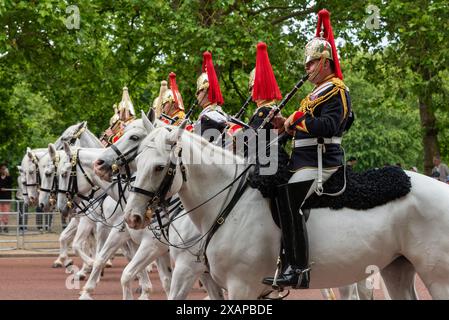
[17, 165, 29, 204]
[38, 143, 60, 211]
[56, 143, 75, 216]
[124, 121, 188, 229]
[57, 142, 102, 216]
[23, 147, 43, 206]
[94, 109, 158, 182]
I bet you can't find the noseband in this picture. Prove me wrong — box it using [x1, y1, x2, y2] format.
[58, 149, 99, 209]
[110, 143, 139, 178]
[39, 153, 60, 206]
[130, 143, 187, 209]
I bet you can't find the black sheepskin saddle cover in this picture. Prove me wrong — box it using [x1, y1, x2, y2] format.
[247, 147, 292, 198]
[304, 166, 412, 210]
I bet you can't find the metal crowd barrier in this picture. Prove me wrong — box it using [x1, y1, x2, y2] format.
[0, 189, 64, 251]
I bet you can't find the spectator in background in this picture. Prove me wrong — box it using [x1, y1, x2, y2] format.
[431, 155, 449, 183]
[0, 164, 13, 233]
[410, 166, 418, 172]
[346, 156, 357, 169]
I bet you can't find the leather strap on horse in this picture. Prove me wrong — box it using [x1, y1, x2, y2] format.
[202, 169, 250, 268]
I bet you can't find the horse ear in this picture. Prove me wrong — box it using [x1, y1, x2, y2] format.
[166, 121, 187, 145]
[146, 108, 156, 124]
[141, 110, 154, 133]
[63, 141, 71, 158]
[26, 147, 33, 159]
[48, 143, 56, 161]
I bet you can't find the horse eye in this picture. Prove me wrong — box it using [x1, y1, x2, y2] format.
[130, 135, 140, 141]
[155, 165, 165, 172]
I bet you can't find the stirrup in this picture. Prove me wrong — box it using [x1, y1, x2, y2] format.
[292, 266, 312, 289]
[271, 257, 283, 290]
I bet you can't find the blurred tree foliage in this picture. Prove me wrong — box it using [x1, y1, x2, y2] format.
[0, 0, 447, 183]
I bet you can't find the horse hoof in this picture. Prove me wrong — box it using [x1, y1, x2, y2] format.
[76, 273, 87, 281]
[64, 260, 73, 268]
[138, 294, 150, 300]
[105, 260, 113, 268]
[79, 292, 93, 300]
[135, 287, 142, 294]
[52, 262, 63, 268]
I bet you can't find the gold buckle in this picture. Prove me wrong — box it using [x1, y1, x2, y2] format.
[217, 217, 224, 225]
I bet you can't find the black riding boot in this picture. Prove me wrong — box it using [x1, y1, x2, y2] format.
[262, 180, 314, 289]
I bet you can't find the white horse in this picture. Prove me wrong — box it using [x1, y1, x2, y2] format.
[66, 140, 222, 300]
[22, 122, 101, 205]
[56, 143, 161, 299]
[93, 114, 224, 300]
[123, 123, 448, 299]
[98, 112, 374, 300]
[30, 122, 105, 269]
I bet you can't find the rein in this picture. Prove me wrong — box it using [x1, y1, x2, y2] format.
[129, 138, 254, 258]
[57, 148, 99, 209]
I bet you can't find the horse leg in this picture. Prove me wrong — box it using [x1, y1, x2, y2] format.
[79, 227, 129, 300]
[121, 240, 153, 300]
[72, 217, 96, 280]
[168, 261, 200, 300]
[198, 272, 224, 300]
[120, 239, 167, 300]
[411, 259, 449, 299]
[227, 279, 260, 300]
[379, 256, 417, 300]
[95, 222, 111, 276]
[357, 279, 375, 300]
[155, 251, 172, 297]
[53, 217, 78, 268]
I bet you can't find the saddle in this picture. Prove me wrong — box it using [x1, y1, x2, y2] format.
[303, 166, 412, 211]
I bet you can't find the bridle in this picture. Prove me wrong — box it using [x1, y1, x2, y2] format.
[130, 141, 187, 209]
[110, 143, 139, 179]
[57, 148, 99, 209]
[39, 153, 60, 207]
[25, 153, 41, 193]
[129, 134, 252, 260]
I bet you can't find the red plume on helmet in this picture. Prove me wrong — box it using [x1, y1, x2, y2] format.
[252, 42, 282, 102]
[169, 72, 184, 110]
[315, 9, 343, 80]
[202, 51, 224, 105]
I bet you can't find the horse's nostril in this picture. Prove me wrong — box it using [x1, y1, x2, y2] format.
[95, 159, 105, 166]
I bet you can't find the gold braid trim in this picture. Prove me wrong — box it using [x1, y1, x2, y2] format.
[299, 78, 347, 117]
[172, 110, 186, 126]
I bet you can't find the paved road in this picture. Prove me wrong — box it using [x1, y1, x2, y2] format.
[0, 256, 431, 300]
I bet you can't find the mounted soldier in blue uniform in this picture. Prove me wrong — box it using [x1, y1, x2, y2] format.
[194, 51, 228, 140]
[263, 9, 353, 289]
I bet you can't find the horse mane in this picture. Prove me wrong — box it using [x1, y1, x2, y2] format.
[82, 127, 103, 147]
[54, 122, 103, 149]
[140, 126, 245, 166]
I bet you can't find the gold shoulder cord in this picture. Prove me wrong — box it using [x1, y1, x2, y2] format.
[299, 78, 348, 118]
